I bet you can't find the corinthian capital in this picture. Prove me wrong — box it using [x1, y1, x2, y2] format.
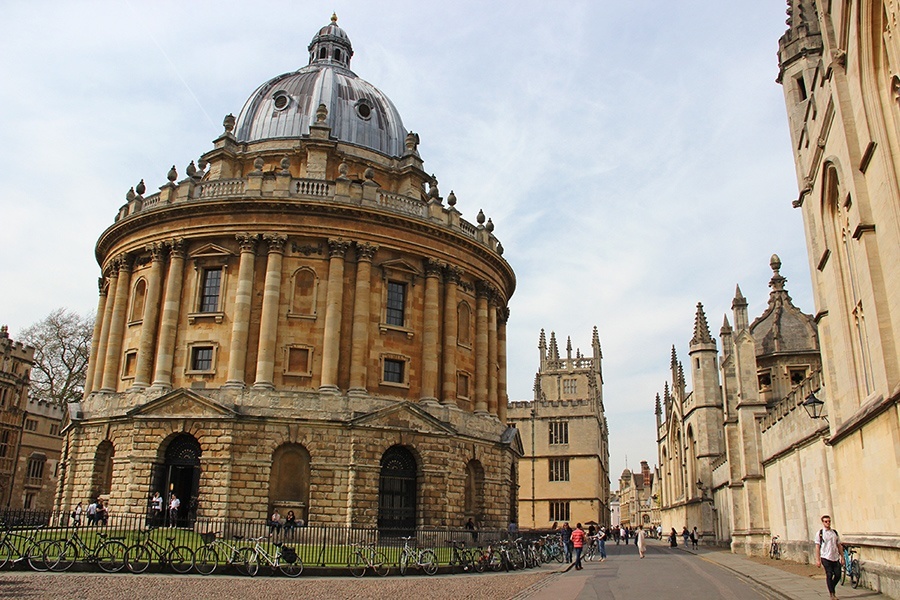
[443, 265, 463, 285]
[146, 242, 165, 262]
[116, 253, 133, 273]
[425, 258, 445, 277]
[263, 233, 288, 253]
[328, 238, 351, 258]
[167, 238, 186, 258]
[356, 242, 378, 262]
[236, 233, 259, 253]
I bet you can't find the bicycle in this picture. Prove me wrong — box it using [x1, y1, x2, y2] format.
[768, 535, 781, 560]
[396, 536, 437, 576]
[841, 545, 861, 588]
[0, 525, 55, 571]
[193, 532, 255, 576]
[473, 541, 504, 572]
[540, 534, 565, 563]
[124, 529, 194, 574]
[347, 541, 390, 577]
[241, 535, 302, 577]
[44, 530, 127, 573]
[446, 539, 476, 573]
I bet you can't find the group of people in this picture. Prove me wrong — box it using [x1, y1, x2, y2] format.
[666, 526, 700, 549]
[559, 522, 649, 570]
[269, 509, 304, 535]
[149, 491, 182, 527]
[70, 498, 109, 527]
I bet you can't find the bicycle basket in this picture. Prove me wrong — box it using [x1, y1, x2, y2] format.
[281, 545, 298, 564]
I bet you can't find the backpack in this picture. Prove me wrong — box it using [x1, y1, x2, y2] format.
[818, 529, 839, 544]
[281, 545, 298, 564]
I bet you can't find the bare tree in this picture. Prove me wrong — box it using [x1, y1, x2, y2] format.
[17, 308, 93, 406]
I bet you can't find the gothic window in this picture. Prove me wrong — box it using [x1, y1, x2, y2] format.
[130, 278, 147, 323]
[457, 302, 472, 346]
[549, 421, 569, 445]
[289, 267, 318, 317]
[549, 458, 570, 482]
[549, 501, 570, 522]
[26, 455, 45, 483]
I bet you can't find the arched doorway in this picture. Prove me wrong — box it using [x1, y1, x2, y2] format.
[151, 434, 201, 528]
[378, 446, 416, 534]
[268, 444, 311, 524]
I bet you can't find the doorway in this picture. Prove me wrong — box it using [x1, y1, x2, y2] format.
[151, 434, 201, 528]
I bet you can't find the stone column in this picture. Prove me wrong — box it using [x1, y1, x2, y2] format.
[83, 276, 108, 397]
[473, 281, 490, 414]
[320, 239, 351, 393]
[497, 307, 509, 423]
[487, 292, 498, 416]
[152, 238, 185, 389]
[349, 242, 377, 395]
[254, 233, 287, 389]
[440, 266, 461, 406]
[132, 243, 165, 388]
[100, 255, 132, 392]
[226, 233, 258, 388]
[91, 267, 118, 392]
[420, 259, 443, 404]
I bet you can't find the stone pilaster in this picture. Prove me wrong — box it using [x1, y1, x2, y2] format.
[91, 267, 118, 392]
[420, 259, 443, 404]
[497, 307, 508, 423]
[132, 243, 165, 388]
[440, 266, 461, 406]
[349, 243, 378, 394]
[151, 238, 185, 389]
[226, 233, 258, 388]
[474, 280, 490, 414]
[488, 292, 498, 416]
[83, 277, 108, 397]
[100, 255, 132, 392]
[254, 233, 287, 389]
[320, 239, 351, 393]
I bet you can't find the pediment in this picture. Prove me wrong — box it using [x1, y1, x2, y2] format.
[349, 401, 456, 436]
[190, 243, 235, 258]
[126, 388, 239, 419]
[501, 426, 525, 456]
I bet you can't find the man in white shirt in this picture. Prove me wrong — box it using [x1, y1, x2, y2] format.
[169, 493, 181, 527]
[815, 514, 844, 600]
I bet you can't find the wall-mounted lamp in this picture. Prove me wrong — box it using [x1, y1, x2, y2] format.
[802, 391, 828, 422]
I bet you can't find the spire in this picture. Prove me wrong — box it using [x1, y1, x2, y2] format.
[733, 284, 749, 331]
[549, 331, 559, 361]
[539, 328, 547, 370]
[720, 314, 733, 358]
[690, 302, 714, 345]
[592, 325, 602, 373]
[566, 336, 573, 360]
[655, 393, 662, 416]
[670, 345, 678, 369]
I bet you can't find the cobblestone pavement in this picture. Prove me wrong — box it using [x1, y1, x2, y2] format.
[0, 569, 554, 600]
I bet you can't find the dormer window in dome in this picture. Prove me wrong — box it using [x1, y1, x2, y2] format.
[273, 92, 290, 111]
[355, 99, 372, 120]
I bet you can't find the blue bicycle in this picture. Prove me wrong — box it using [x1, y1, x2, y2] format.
[841, 545, 861, 589]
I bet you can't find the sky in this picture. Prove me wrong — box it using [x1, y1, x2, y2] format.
[0, 1, 812, 487]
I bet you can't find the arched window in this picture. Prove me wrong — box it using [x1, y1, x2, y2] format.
[290, 268, 318, 317]
[130, 278, 147, 322]
[464, 460, 484, 521]
[333, 48, 341, 61]
[269, 443, 311, 524]
[457, 301, 472, 345]
[92, 440, 115, 498]
[378, 446, 417, 534]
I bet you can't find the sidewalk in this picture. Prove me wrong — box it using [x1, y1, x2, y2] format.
[677, 543, 887, 600]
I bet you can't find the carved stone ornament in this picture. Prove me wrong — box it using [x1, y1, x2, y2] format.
[444, 265, 463, 284]
[236, 233, 259, 253]
[146, 242, 165, 262]
[263, 233, 288, 253]
[425, 258, 445, 277]
[223, 113, 236, 132]
[167, 165, 178, 182]
[167, 237, 186, 257]
[316, 103, 328, 123]
[135, 180, 146, 196]
[447, 190, 457, 206]
[356, 242, 378, 261]
[327, 238, 351, 258]
[291, 242, 323, 256]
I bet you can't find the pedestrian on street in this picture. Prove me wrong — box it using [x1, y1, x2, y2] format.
[168, 493, 180, 527]
[571, 523, 586, 570]
[691, 527, 699, 549]
[597, 526, 607, 561]
[561, 522, 573, 563]
[637, 526, 646, 559]
[815, 515, 844, 600]
[669, 527, 678, 547]
[682, 527, 690, 546]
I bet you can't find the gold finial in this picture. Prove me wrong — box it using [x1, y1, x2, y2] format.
[331, 12, 338, 23]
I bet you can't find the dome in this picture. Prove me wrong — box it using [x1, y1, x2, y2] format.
[233, 15, 407, 157]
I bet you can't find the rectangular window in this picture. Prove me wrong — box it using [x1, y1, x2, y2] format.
[50, 424, 60, 436]
[386, 281, 406, 326]
[384, 358, 405, 384]
[27, 458, 44, 480]
[457, 372, 469, 398]
[123, 351, 137, 378]
[191, 347, 214, 372]
[789, 367, 808, 386]
[200, 268, 222, 312]
[549, 458, 570, 482]
[549, 421, 569, 445]
[24, 419, 38, 432]
[287, 347, 310, 375]
[563, 378, 576, 394]
[549, 501, 570, 522]
[0, 430, 9, 458]
[24, 492, 35, 510]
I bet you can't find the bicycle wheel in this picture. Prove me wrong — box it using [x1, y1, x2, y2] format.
[850, 559, 861, 588]
[489, 552, 504, 571]
[0, 540, 14, 570]
[238, 547, 258, 577]
[97, 540, 127, 573]
[193, 545, 219, 575]
[45, 540, 77, 572]
[554, 546, 564, 563]
[348, 552, 367, 577]
[278, 556, 303, 577]
[125, 544, 152, 574]
[168, 545, 194, 574]
[27, 539, 56, 572]
[420, 549, 438, 576]
[398, 551, 410, 576]
[460, 548, 476, 571]
[473, 550, 486, 573]
[372, 550, 389, 577]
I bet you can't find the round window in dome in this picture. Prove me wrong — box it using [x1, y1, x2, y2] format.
[355, 99, 372, 120]
[273, 92, 290, 111]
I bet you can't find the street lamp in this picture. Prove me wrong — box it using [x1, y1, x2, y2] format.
[802, 391, 828, 421]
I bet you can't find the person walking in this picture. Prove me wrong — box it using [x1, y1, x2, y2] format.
[571, 523, 586, 570]
[71, 502, 83, 528]
[690, 527, 699, 549]
[669, 527, 678, 547]
[150, 491, 163, 527]
[681, 527, 690, 546]
[561, 522, 573, 563]
[815, 515, 844, 600]
[597, 526, 607, 562]
[168, 493, 180, 527]
[637, 526, 647, 559]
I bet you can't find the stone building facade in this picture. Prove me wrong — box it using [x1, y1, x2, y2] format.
[58, 17, 520, 531]
[656, 257, 823, 553]
[507, 329, 609, 529]
[0, 325, 63, 511]
[616, 461, 654, 530]
[777, 1, 900, 595]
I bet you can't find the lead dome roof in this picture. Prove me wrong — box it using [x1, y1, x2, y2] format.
[234, 15, 407, 157]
